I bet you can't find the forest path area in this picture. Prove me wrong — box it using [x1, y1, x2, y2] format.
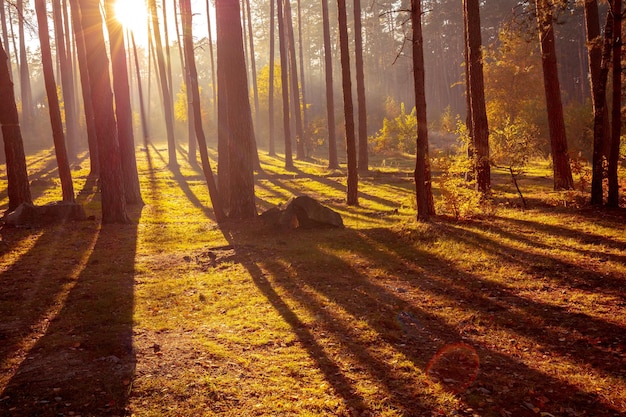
[0, 146, 625, 417]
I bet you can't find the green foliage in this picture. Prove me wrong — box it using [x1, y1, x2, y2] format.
[436, 105, 456, 134]
[369, 102, 417, 154]
[491, 117, 540, 174]
[564, 100, 594, 160]
[433, 127, 486, 220]
[175, 82, 188, 123]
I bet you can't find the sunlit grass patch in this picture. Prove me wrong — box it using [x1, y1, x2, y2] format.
[0, 145, 625, 416]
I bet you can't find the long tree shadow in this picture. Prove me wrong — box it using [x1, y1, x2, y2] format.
[226, 223, 624, 416]
[0, 206, 141, 416]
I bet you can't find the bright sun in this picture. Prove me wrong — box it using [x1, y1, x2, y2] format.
[114, 0, 148, 34]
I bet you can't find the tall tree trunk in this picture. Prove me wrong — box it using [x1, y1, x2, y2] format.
[536, 0, 574, 190]
[131, 32, 150, 146]
[162, 0, 174, 102]
[464, 0, 490, 193]
[587, 0, 611, 205]
[216, 7, 230, 211]
[104, 0, 143, 205]
[148, 0, 178, 170]
[284, 0, 305, 160]
[180, 0, 225, 222]
[16, 0, 34, 127]
[277, 0, 293, 169]
[0, 42, 31, 211]
[607, 0, 622, 207]
[244, 0, 260, 133]
[268, 0, 276, 156]
[296, 0, 309, 157]
[0, 1, 12, 82]
[216, 0, 257, 219]
[337, 0, 358, 206]
[76, 0, 128, 223]
[354, 0, 368, 172]
[321, 0, 338, 169]
[35, 0, 75, 203]
[411, 0, 435, 221]
[205, 0, 218, 125]
[69, 0, 99, 177]
[172, 0, 196, 161]
[52, 0, 78, 159]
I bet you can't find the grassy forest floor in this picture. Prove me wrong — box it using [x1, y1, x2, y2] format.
[0, 144, 625, 417]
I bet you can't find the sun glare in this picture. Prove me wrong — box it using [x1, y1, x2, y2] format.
[114, 0, 148, 34]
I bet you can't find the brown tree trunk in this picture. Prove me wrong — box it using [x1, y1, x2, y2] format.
[337, 0, 358, 206]
[464, 0, 490, 193]
[321, 0, 338, 169]
[77, 0, 128, 223]
[354, 0, 368, 172]
[216, 0, 257, 219]
[1, 1, 12, 83]
[536, 0, 574, 190]
[587, 1, 611, 205]
[148, 0, 178, 170]
[52, 0, 78, 159]
[35, 0, 75, 203]
[0, 42, 31, 211]
[607, 0, 622, 207]
[284, 0, 305, 160]
[16, 0, 34, 127]
[277, 0, 293, 169]
[131, 32, 150, 146]
[205, 0, 218, 125]
[245, 0, 260, 133]
[173, 0, 196, 162]
[104, 0, 143, 205]
[411, 0, 435, 221]
[162, 0, 174, 103]
[69, 0, 99, 177]
[268, 0, 277, 156]
[296, 0, 309, 157]
[180, 0, 225, 223]
[216, 0, 230, 211]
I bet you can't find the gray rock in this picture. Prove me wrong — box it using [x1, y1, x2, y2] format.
[5, 202, 87, 227]
[261, 195, 344, 229]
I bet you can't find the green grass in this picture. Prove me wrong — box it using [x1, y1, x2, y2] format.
[0, 145, 625, 416]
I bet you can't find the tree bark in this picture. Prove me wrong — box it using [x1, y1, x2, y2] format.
[296, 0, 309, 157]
[77, 0, 128, 223]
[148, 0, 178, 170]
[268, 0, 277, 156]
[205, 0, 218, 125]
[16, 0, 34, 127]
[180, 0, 226, 223]
[131, 32, 150, 146]
[536, 0, 574, 190]
[35, 0, 75, 203]
[173, 0, 196, 162]
[52, 0, 78, 159]
[216, 0, 257, 219]
[587, 1, 611, 205]
[244, 0, 260, 133]
[354, 0, 368, 172]
[69, 0, 99, 177]
[284, 0, 305, 160]
[411, 0, 435, 221]
[1, 1, 12, 83]
[337, 0, 358, 206]
[607, 0, 622, 207]
[464, 0, 490, 193]
[321, 0, 338, 169]
[277, 0, 294, 169]
[0, 42, 31, 211]
[104, 0, 143, 205]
